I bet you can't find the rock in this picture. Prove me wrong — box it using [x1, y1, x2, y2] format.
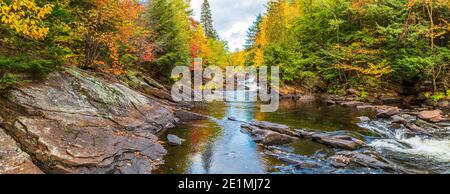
[142, 76, 167, 90]
[175, 109, 208, 122]
[328, 150, 404, 173]
[418, 110, 443, 123]
[380, 96, 403, 104]
[405, 123, 434, 137]
[241, 124, 297, 145]
[391, 115, 406, 124]
[0, 128, 43, 174]
[356, 105, 376, 111]
[311, 132, 365, 150]
[263, 147, 321, 169]
[167, 134, 184, 146]
[249, 120, 297, 137]
[298, 95, 316, 102]
[326, 99, 336, 105]
[377, 106, 400, 118]
[357, 116, 371, 123]
[0, 70, 175, 174]
[296, 130, 365, 150]
[347, 89, 361, 96]
[438, 101, 449, 108]
[390, 123, 402, 129]
[339, 101, 365, 108]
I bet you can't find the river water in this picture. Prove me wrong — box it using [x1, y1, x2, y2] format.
[156, 91, 450, 174]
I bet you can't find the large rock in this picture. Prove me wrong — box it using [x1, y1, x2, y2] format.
[339, 101, 365, 108]
[377, 106, 400, 118]
[328, 150, 404, 173]
[167, 134, 184, 146]
[175, 109, 208, 122]
[249, 120, 297, 136]
[357, 116, 371, 123]
[418, 110, 443, 123]
[297, 130, 365, 150]
[241, 124, 297, 145]
[0, 70, 176, 174]
[0, 128, 43, 174]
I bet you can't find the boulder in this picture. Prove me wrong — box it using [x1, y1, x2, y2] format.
[311, 132, 365, 150]
[249, 120, 297, 137]
[241, 124, 297, 145]
[418, 110, 443, 123]
[339, 101, 365, 108]
[357, 116, 371, 123]
[0, 128, 43, 174]
[175, 109, 209, 122]
[0, 70, 176, 174]
[377, 106, 400, 118]
[328, 150, 404, 173]
[405, 123, 434, 137]
[296, 130, 365, 150]
[298, 95, 316, 102]
[391, 115, 406, 124]
[167, 134, 184, 146]
[326, 99, 337, 105]
[263, 146, 321, 169]
[356, 105, 377, 111]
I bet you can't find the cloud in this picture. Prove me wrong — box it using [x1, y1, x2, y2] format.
[190, 0, 268, 51]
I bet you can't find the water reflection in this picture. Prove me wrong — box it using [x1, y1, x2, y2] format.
[157, 92, 375, 174]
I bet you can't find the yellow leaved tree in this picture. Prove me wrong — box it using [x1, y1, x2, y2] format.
[0, 0, 53, 40]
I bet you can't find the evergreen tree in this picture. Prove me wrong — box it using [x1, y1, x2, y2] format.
[200, 0, 218, 39]
[146, 0, 191, 76]
[244, 14, 262, 50]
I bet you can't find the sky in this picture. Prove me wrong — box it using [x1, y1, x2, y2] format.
[190, 0, 269, 51]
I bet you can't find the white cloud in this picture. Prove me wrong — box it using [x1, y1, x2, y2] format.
[190, 0, 268, 51]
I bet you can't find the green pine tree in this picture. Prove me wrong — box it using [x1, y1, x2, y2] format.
[244, 14, 262, 50]
[200, 0, 218, 39]
[146, 0, 191, 76]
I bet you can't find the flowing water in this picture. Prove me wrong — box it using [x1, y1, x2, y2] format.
[156, 92, 450, 174]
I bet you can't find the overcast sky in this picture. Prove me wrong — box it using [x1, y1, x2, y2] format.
[190, 0, 269, 51]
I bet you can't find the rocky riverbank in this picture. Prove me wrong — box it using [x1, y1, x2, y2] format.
[0, 68, 203, 174]
[236, 92, 450, 174]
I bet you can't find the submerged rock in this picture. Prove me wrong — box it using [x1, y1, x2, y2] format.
[0, 70, 176, 174]
[0, 128, 43, 174]
[167, 134, 184, 146]
[328, 150, 404, 173]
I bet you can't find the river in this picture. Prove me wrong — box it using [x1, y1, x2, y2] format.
[156, 91, 450, 174]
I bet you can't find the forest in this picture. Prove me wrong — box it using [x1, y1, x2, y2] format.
[0, 0, 450, 100]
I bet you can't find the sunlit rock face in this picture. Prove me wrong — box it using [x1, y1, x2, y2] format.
[0, 69, 176, 174]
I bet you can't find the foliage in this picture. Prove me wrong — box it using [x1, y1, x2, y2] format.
[241, 0, 450, 94]
[0, 0, 53, 40]
[356, 90, 369, 101]
[430, 92, 446, 102]
[145, 0, 191, 76]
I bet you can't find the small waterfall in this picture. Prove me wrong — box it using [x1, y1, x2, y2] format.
[358, 120, 450, 171]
